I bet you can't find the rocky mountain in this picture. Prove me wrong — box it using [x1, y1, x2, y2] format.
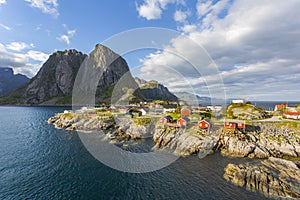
[175, 92, 212, 106]
[0, 49, 86, 105]
[135, 77, 178, 102]
[0, 44, 177, 105]
[0, 68, 29, 97]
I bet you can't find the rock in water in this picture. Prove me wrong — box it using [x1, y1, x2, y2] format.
[224, 157, 300, 199]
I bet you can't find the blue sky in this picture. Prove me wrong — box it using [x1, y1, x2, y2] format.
[0, 0, 300, 101]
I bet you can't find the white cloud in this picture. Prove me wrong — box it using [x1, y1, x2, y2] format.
[137, 0, 300, 100]
[136, 0, 185, 20]
[0, 0, 6, 5]
[0, 43, 49, 78]
[67, 29, 76, 36]
[180, 24, 197, 33]
[137, 0, 162, 20]
[25, 0, 59, 17]
[57, 29, 76, 45]
[196, 0, 229, 18]
[6, 42, 35, 52]
[0, 43, 28, 68]
[196, 1, 211, 17]
[26, 50, 49, 62]
[174, 10, 189, 23]
[0, 23, 11, 31]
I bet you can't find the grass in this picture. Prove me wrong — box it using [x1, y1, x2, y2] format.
[56, 95, 72, 105]
[62, 112, 74, 120]
[140, 81, 158, 89]
[166, 112, 181, 121]
[283, 157, 300, 161]
[273, 121, 300, 129]
[133, 116, 152, 126]
[226, 103, 266, 119]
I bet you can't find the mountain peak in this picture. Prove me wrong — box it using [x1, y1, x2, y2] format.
[0, 67, 29, 97]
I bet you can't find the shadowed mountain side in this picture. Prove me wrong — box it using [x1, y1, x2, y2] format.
[0, 68, 29, 97]
[0, 44, 178, 105]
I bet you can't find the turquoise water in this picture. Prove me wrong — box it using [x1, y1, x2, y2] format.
[0, 106, 268, 199]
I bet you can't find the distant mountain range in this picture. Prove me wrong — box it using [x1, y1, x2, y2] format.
[175, 92, 225, 106]
[0, 68, 29, 97]
[0, 45, 178, 105]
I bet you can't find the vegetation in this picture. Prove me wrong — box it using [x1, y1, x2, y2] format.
[200, 112, 212, 119]
[95, 115, 113, 121]
[133, 116, 152, 126]
[166, 112, 181, 121]
[61, 112, 74, 120]
[97, 85, 114, 99]
[153, 100, 177, 105]
[140, 81, 158, 89]
[226, 103, 267, 119]
[56, 95, 72, 105]
[273, 121, 300, 129]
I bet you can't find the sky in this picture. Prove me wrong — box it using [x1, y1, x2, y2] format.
[0, 0, 300, 101]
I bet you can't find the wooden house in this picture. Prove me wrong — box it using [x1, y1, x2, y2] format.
[283, 112, 300, 120]
[224, 121, 246, 129]
[87, 113, 97, 118]
[181, 108, 191, 117]
[177, 117, 190, 127]
[160, 115, 173, 124]
[274, 104, 286, 111]
[224, 122, 237, 129]
[198, 119, 212, 129]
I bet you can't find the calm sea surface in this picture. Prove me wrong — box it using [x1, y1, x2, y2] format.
[0, 106, 269, 199]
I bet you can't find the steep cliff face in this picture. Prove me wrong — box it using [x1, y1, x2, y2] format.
[74, 44, 143, 104]
[0, 68, 29, 97]
[92, 44, 131, 89]
[0, 44, 178, 105]
[23, 49, 86, 104]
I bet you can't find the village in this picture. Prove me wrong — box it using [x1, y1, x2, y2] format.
[78, 99, 300, 133]
[49, 99, 300, 199]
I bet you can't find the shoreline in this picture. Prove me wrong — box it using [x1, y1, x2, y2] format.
[47, 108, 300, 199]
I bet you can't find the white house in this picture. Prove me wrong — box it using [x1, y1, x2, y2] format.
[232, 100, 244, 104]
[283, 112, 300, 120]
[140, 108, 147, 116]
[163, 108, 176, 114]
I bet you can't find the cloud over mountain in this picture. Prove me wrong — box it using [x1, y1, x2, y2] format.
[136, 0, 300, 100]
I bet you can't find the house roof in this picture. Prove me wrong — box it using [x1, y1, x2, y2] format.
[284, 111, 300, 115]
[276, 104, 286, 109]
[200, 118, 212, 124]
[164, 115, 173, 120]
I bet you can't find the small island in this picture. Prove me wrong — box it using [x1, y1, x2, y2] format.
[48, 100, 300, 199]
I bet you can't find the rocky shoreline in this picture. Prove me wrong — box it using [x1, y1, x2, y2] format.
[48, 111, 300, 199]
[216, 123, 300, 159]
[224, 157, 300, 198]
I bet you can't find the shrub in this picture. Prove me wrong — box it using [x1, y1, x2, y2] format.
[166, 112, 181, 121]
[133, 117, 152, 126]
[62, 113, 74, 120]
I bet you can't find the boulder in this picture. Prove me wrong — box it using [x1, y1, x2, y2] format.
[224, 157, 300, 199]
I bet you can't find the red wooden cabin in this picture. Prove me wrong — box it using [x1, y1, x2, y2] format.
[177, 118, 187, 127]
[198, 119, 212, 129]
[181, 108, 191, 117]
